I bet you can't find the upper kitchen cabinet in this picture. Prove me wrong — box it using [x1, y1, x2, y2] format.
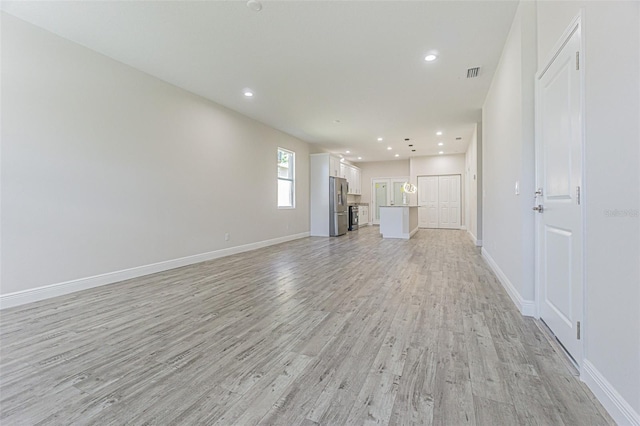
[329, 155, 341, 178]
[342, 163, 362, 195]
[311, 153, 361, 195]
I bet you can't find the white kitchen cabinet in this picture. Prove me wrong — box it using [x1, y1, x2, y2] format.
[359, 205, 369, 226]
[353, 167, 361, 195]
[339, 162, 348, 179]
[311, 154, 361, 196]
[329, 156, 341, 177]
[342, 163, 361, 195]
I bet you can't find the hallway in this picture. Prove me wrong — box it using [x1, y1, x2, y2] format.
[0, 228, 613, 424]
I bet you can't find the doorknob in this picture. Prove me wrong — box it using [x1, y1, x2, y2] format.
[532, 205, 544, 213]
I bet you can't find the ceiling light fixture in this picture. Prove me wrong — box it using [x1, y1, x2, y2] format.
[436, 131, 443, 136]
[345, 150, 350, 154]
[438, 142, 444, 146]
[246, 0, 263, 12]
[377, 137, 383, 142]
[424, 54, 438, 62]
[439, 151, 444, 155]
[387, 147, 392, 150]
[395, 154, 400, 157]
[243, 91, 254, 97]
[358, 156, 362, 160]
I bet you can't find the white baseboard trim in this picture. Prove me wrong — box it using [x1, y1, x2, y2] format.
[582, 360, 640, 426]
[0, 232, 310, 310]
[460, 225, 467, 231]
[409, 226, 419, 238]
[481, 248, 535, 317]
[467, 230, 482, 247]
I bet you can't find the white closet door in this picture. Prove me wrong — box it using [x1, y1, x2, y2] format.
[418, 176, 439, 228]
[437, 175, 460, 229]
[438, 175, 461, 229]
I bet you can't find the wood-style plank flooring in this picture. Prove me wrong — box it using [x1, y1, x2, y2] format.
[0, 227, 613, 425]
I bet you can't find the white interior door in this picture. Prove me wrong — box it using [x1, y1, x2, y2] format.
[418, 176, 439, 228]
[536, 23, 583, 365]
[372, 180, 388, 225]
[438, 175, 461, 229]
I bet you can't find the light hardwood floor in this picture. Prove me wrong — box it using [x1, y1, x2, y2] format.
[0, 228, 613, 425]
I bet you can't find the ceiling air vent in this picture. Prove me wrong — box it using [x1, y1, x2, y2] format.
[467, 67, 480, 78]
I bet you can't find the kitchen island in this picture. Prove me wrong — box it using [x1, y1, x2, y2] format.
[379, 205, 419, 239]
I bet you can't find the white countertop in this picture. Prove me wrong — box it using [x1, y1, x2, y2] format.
[380, 205, 418, 208]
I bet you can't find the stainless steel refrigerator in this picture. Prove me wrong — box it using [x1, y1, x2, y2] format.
[329, 177, 348, 236]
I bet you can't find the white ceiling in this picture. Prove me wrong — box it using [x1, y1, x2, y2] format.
[2, 1, 519, 162]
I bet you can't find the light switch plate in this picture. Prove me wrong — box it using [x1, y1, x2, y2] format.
[515, 181, 520, 195]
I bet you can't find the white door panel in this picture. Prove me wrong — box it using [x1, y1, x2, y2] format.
[418, 175, 460, 229]
[418, 176, 439, 228]
[372, 177, 409, 225]
[536, 24, 583, 364]
[438, 175, 461, 229]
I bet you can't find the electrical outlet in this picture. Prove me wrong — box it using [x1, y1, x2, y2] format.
[224, 233, 230, 241]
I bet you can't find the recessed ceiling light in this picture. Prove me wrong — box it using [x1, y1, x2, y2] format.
[456, 137, 462, 140]
[436, 131, 443, 136]
[358, 156, 362, 160]
[395, 154, 400, 157]
[345, 150, 350, 154]
[411, 149, 416, 152]
[425, 54, 438, 62]
[404, 138, 410, 141]
[387, 147, 392, 150]
[243, 91, 254, 97]
[438, 142, 444, 146]
[246, 0, 263, 11]
[439, 151, 444, 154]
[377, 137, 383, 141]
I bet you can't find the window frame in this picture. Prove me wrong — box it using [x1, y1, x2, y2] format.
[277, 147, 295, 209]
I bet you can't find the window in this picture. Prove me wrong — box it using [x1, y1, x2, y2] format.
[277, 148, 295, 208]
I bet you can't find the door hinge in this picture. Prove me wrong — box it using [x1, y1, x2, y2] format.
[577, 321, 581, 340]
[576, 51, 580, 70]
[576, 186, 581, 205]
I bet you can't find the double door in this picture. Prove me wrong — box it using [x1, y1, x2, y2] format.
[417, 175, 461, 229]
[371, 177, 409, 224]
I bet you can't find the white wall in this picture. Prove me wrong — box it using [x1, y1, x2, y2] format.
[483, 1, 640, 423]
[408, 154, 466, 225]
[536, 2, 640, 423]
[1, 13, 310, 302]
[482, 1, 537, 306]
[465, 124, 481, 244]
[356, 160, 410, 205]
